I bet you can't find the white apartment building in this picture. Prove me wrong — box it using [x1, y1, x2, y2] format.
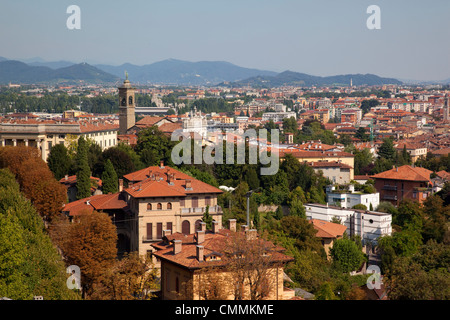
[304, 203, 392, 245]
[262, 111, 297, 122]
[326, 185, 380, 210]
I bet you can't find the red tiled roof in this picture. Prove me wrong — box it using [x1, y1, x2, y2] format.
[152, 230, 293, 270]
[436, 170, 450, 181]
[308, 161, 353, 169]
[279, 150, 354, 158]
[310, 219, 347, 238]
[370, 165, 433, 182]
[123, 165, 223, 198]
[59, 175, 102, 192]
[158, 122, 182, 134]
[78, 121, 118, 133]
[135, 116, 166, 127]
[62, 192, 128, 216]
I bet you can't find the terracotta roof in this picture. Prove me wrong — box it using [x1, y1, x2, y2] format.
[279, 150, 354, 158]
[62, 192, 128, 216]
[310, 219, 347, 238]
[78, 121, 118, 133]
[135, 116, 166, 127]
[59, 175, 102, 192]
[436, 170, 450, 181]
[158, 122, 182, 134]
[308, 161, 353, 169]
[354, 174, 371, 180]
[152, 230, 294, 270]
[123, 165, 223, 198]
[431, 147, 450, 156]
[370, 165, 433, 182]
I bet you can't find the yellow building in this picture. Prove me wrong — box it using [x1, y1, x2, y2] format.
[280, 150, 355, 181]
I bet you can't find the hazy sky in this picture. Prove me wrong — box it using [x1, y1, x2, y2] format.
[1, 0, 449, 81]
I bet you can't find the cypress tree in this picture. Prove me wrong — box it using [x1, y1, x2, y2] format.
[102, 159, 118, 194]
[76, 137, 92, 200]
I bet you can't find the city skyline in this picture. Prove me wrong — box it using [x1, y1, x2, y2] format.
[1, 0, 450, 82]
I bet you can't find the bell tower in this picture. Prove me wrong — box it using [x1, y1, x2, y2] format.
[119, 72, 136, 135]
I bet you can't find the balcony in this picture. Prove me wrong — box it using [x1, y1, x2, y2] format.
[382, 185, 397, 191]
[180, 205, 222, 215]
[382, 195, 398, 201]
[142, 236, 162, 243]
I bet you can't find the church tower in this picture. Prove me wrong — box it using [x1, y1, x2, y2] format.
[119, 73, 136, 135]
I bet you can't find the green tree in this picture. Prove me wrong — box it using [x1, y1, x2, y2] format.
[0, 214, 29, 300]
[287, 187, 306, 218]
[47, 144, 72, 180]
[202, 205, 213, 230]
[76, 156, 92, 200]
[355, 127, 369, 142]
[315, 282, 336, 300]
[135, 126, 175, 167]
[102, 159, 118, 194]
[279, 216, 324, 254]
[330, 238, 366, 273]
[377, 138, 396, 161]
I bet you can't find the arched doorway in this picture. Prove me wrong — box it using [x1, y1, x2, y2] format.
[182, 220, 190, 235]
[195, 219, 203, 231]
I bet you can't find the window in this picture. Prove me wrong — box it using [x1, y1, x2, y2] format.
[167, 202, 172, 210]
[166, 222, 173, 233]
[205, 196, 211, 206]
[157, 203, 162, 210]
[192, 197, 198, 208]
[147, 203, 152, 210]
[129, 96, 133, 105]
[175, 277, 179, 294]
[157, 223, 163, 239]
[146, 223, 152, 241]
[180, 198, 185, 207]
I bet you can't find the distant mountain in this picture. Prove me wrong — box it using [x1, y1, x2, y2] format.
[0, 57, 8, 62]
[95, 59, 277, 85]
[0, 60, 119, 84]
[230, 70, 403, 87]
[29, 60, 75, 69]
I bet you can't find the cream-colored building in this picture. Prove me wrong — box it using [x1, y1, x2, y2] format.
[122, 163, 224, 260]
[280, 150, 355, 181]
[61, 163, 225, 263]
[0, 120, 118, 161]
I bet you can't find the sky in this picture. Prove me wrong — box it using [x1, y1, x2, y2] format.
[1, 0, 449, 81]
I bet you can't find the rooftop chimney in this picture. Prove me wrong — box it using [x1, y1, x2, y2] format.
[163, 229, 172, 238]
[196, 230, 205, 244]
[246, 229, 257, 241]
[173, 240, 182, 255]
[228, 219, 237, 232]
[212, 220, 219, 234]
[199, 222, 206, 232]
[185, 179, 192, 190]
[118, 179, 123, 192]
[160, 160, 165, 169]
[241, 225, 249, 232]
[65, 174, 68, 181]
[196, 245, 204, 262]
